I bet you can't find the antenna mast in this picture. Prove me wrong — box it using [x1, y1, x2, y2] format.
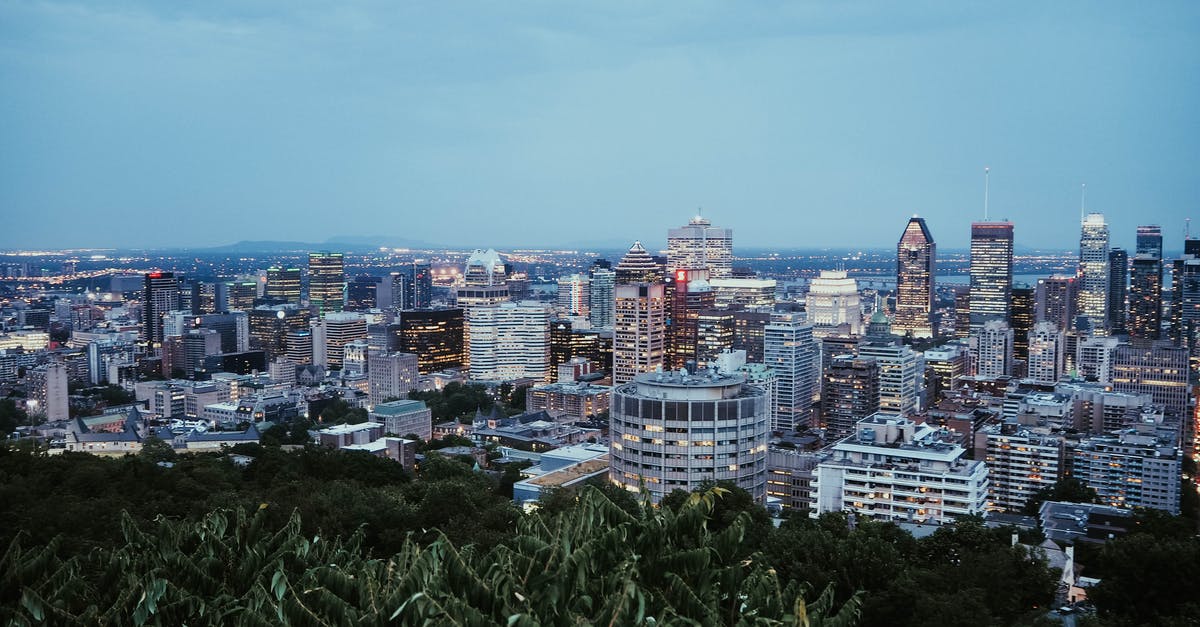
[1080, 183, 1086, 221]
[983, 167, 990, 221]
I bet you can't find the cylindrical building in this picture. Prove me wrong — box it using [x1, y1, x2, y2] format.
[609, 369, 769, 503]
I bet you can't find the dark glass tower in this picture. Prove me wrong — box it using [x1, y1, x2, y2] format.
[969, 222, 1014, 329]
[1130, 226, 1163, 340]
[308, 252, 346, 314]
[1107, 248, 1128, 334]
[143, 271, 180, 345]
[894, 216, 936, 338]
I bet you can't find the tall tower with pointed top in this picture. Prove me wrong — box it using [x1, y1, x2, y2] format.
[894, 216, 936, 338]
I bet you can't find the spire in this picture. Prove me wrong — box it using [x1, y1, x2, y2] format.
[983, 167, 990, 221]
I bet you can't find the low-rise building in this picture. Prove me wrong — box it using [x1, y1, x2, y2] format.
[527, 382, 611, 421]
[369, 399, 433, 441]
[1068, 428, 1182, 514]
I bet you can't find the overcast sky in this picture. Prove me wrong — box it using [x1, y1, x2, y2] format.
[1, 1, 1197, 251]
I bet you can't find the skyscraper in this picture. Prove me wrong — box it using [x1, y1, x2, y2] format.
[612, 282, 667, 384]
[805, 270, 863, 335]
[468, 301, 551, 382]
[1130, 225, 1163, 340]
[894, 216, 936, 338]
[1010, 285, 1034, 368]
[1170, 240, 1200, 348]
[1078, 213, 1110, 334]
[1035, 275, 1078, 331]
[969, 221, 1014, 329]
[556, 273, 590, 318]
[1107, 248, 1128, 334]
[764, 314, 818, 432]
[667, 214, 733, 278]
[397, 308, 465, 373]
[308, 252, 346, 314]
[971, 319, 1014, 378]
[821, 355, 880, 440]
[667, 268, 714, 369]
[588, 266, 616, 329]
[265, 266, 302, 305]
[615, 241, 662, 284]
[143, 271, 180, 345]
[408, 260, 433, 309]
[1026, 322, 1065, 384]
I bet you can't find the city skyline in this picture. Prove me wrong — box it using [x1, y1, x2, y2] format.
[2, 2, 1197, 250]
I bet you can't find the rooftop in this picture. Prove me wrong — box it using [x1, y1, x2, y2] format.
[370, 399, 429, 416]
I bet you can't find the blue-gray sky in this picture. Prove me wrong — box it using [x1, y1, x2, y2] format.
[1, 1, 1197, 251]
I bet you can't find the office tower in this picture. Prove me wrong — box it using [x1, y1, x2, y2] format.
[1027, 322, 1065, 384]
[1078, 213, 1110, 334]
[457, 249, 510, 307]
[612, 283, 667, 384]
[285, 330, 313, 365]
[952, 286, 971, 339]
[668, 268, 714, 369]
[667, 214, 733, 278]
[265, 267, 302, 305]
[346, 275, 381, 311]
[1170, 241, 1200, 348]
[308, 252, 346, 314]
[316, 312, 368, 369]
[164, 329, 223, 378]
[1035, 275, 1078, 333]
[923, 343, 967, 402]
[1130, 255, 1163, 340]
[380, 272, 407, 310]
[557, 273, 590, 318]
[143, 271, 181, 345]
[709, 278, 777, 310]
[812, 415, 989, 524]
[191, 282, 220, 314]
[28, 361, 69, 421]
[764, 314, 818, 432]
[248, 305, 311, 360]
[588, 266, 616, 329]
[1077, 336, 1119, 385]
[549, 320, 575, 373]
[186, 312, 250, 354]
[1009, 285, 1034, 368]
[858, 335, 923, 417]
[1069, 432, 1181, 514]
[733, 310, 771, 363]
[615, 241, 663, 284]
[971, 319, 1013, 378]
[983, 423, 1064, 513]
[822, 355, 880, 440]
[1112, 341, 1189, 422]
[408, 260, 433, 309]
[968, 221, 1014, 329]
[1137, 224, 1164, 257]
[468, 301, 551, 382]
[397, 308, 465, 374]
[609, 368, 768, 503]
[1108, 248, 1128, 334]
[368, 352, 419, 406]
[696, 309, 735, 365]
[225, 281, 257, 311]
[805, 270, 863, 335]
[894, 216, 936, 338]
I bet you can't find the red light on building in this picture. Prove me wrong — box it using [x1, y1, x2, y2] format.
[148, 272, 162, 279]
[676, 270, 686, 281]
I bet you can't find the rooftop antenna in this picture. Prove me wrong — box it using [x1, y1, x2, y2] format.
[983, 167, 990, 221]
[1080, 183, 1086, 221]
[1187, 218, 1192, 240]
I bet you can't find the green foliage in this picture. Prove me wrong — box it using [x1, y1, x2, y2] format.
[0, 399, 26, 435]
[259, 420, 314, 446]
[0, 486, 861, 626]
[312, 398, 367, 425]
[409, 382, 494, 423]
[1021, 477, 1099, 515]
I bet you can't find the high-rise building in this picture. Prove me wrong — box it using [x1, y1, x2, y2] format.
[612, 283, 667, 384]
[708, 278, 776, 310]
[696, 309, 735, 365]
[1112, 341, 1189, 422]
[615, 241, 662, 284]
[408, 260, 433, 310]
[969, 222, 1014, 329]
[28, 361, 69, 421]
[1069, 431, 1181, 514]
[984, 422, 1064, 513]
[1108, 248, 1128, 334]
[668, 268, 714, 369]
[894, 216, 936, 338]
[316, 312, 368, 369]
[396, 309, 465, 374]
[805, 271, 862, 335]
[1010, 285, 1034, 368]
[368, 352, 419, 407]
[1035, 275, 1078, 331]
[764, 314, 818, 432]
[468, 301, 551, 382]
[224, 281, 258, 311]
[557, 273, 590, 318]
[190, 282, 219, 314]
[953, 286, 971, 339]
[1078, 213, 1110, 334]
[1076, 336, 1120, 385]
[346, 275, 381, 311]
[821, 355, 880, 440]
[972, 319, 1013, 378]
[733, 310, 771, 363]
[1027, 322, 1065, 384]
[667, 214, 733, 278]
[609, 369, 769, 503]
[380, 272, 407, 310]
[858, 335, 923, 417]
[265, 266, 302, 305]
[812, 415, 989, 524]
[248, 305, 311, 360]
[1170, 241, 1200, 349]
[588, 266, 616, 329]
[456, 249, 509, 306]
[143, 271, 181, 345]
[1130, 255, 1163, 340]
[1137, 224, 1164, 258]
[308, 252, 346, 314]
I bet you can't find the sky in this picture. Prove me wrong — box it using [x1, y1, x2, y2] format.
[1, 1, 1198, 252]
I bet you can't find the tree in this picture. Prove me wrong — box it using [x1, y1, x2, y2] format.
[0, 398, 26, 435]
[1021, 477, 1099, 515]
